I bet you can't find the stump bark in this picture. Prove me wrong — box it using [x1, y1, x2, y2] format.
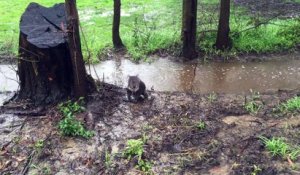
[18, 3, 76, 104]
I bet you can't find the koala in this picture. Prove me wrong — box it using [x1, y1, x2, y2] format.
[126, 76, 148, 102]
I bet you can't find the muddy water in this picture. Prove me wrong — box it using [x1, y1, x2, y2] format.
[0, 65, 18, 92]
[91, 57, 300, 94]
[0, 56, 300, 97]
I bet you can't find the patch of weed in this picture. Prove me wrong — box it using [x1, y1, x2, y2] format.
[123, 138, 144, 161]
[123, 137, 153, 174]
[34, 139, 44, 149]
[41, 166, 52, 175]
[245, 101, 261, 114]
[207, 92, 217, 103]
[137, 159, 152, 173]
[251, 165, 262, 175]
[279, 96, 300, 113]
[105, 150, 114, 169]
[260, 136, 300, 161]
[245, 91, 262, 114]
[58, 97, 86, 116]
[58, 98, 93, 138]
[196, 120, 206, 131]
[58, 115, 93, 138]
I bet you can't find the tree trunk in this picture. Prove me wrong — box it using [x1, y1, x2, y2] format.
[65, 0, 88, 98]
[182, 0, 198, 59]
[113, 0, 125, 48]
[215, 0, 232, 50]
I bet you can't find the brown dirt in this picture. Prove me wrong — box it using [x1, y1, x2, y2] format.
[0, 84, 300, 175]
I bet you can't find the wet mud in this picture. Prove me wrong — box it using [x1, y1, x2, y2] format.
[1, 84, 300, 175]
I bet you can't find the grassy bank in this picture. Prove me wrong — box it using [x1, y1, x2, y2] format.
[0, 0, 299, 62]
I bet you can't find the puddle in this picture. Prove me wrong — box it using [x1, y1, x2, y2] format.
[91, 56, 300, 94]
[1, 54, 300, 95]
[0, 114, 19, 129]
[0, 92, 14, 106]
[78, 7, 141, 22]
[0, 65, 18, 92]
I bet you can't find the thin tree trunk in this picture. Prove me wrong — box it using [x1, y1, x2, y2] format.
[215, 0, 231, 50]
[182, 0, 198, 59]
[65, 0, 88, 98]
[113, 0, 124, 48]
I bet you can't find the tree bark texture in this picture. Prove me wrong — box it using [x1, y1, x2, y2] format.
[65, 0, 88, 98]
[215, 0, 232, 50]
[182, 0, 198, 59]
[113, 0, 125, 48]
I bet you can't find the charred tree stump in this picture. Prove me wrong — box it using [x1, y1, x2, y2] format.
[18, 3, 86, 104]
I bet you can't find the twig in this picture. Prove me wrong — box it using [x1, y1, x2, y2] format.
[235, 14, 282, 34]
[21, 150, 36, 175]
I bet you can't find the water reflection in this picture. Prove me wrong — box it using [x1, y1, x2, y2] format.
[91, 58, 300, 94]
[0, 56, 299, 95]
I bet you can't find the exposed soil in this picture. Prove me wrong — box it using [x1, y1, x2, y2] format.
[1, 83, 300, 175]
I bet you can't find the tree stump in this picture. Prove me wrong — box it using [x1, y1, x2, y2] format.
[18, 3, 74, 104]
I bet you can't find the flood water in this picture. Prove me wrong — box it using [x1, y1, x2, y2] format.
[90, 56, 300, 94]
[0, 65, 18, 92]
[0, 55, 300, 100]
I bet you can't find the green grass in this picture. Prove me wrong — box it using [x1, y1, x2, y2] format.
[279, 96, 300, 113]
[245, 101, 262, 114]
[260, 136, 300, 161]
[0, 0, 180, 62]
[244, 91, 262, 114]
[0, 0, 299, 62]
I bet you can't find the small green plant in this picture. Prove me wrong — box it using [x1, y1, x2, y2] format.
[245, 91, 262, 114]
[41, 166, 51, 175]
[259, 136, 300, 161]
[104, 151, 113, 169]
[278, 96, 300, 113]
[207, 92, 217, 103]
[123, 139, 144, 161]
[58, 97, 85, 117]
[245, 101, 261, 114]
[58, 98, 93, 138]
[196, 120, 206, 131]
[59, 115, 93, 138]
[123, 138, 153, 173]
[137, 159, 152, 173]
[251, 165, 262, 175]
[34, 139, 44, 149]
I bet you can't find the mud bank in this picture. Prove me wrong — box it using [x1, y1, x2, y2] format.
[1, 84, 300, 174]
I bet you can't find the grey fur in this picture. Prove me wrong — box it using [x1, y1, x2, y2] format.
[126, 76, 148, 102]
